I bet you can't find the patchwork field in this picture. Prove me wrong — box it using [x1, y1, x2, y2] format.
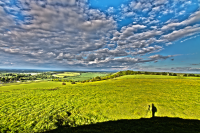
[62, 72, 110, 81]
[0, 75, 200, 132]
[53, 72, 81, 78]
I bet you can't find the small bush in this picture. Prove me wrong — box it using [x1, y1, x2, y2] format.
[188, 74, 195, 77]
[144, 72, 150, 75]
[71, 81, 76, 84]
[95, 76, 101, 81]
[137, 71, 141, 74]
[183, 74, 187, 77]
[172, 73, 177, 76]
[162, 72, 167, 75]
[62, 82, 66, 85]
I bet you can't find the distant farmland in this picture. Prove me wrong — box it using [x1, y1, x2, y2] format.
[53, 72, 81, 78]
[54, 72, 110, 81]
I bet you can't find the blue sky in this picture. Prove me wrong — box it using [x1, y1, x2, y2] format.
[0, 0, 200, 73]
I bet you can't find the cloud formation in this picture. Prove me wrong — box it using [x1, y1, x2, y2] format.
[0, 0, 200, 71]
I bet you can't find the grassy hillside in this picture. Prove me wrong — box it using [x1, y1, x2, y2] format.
[116, 75, 200, 79]
[0, 75, 200, 132]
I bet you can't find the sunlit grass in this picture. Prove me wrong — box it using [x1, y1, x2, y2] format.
[63, 72, 109, 81]
[116, 75, 200, 79]
[53, 72, 80, 78]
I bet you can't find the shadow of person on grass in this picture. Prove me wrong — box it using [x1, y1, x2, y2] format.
[152, 103, 157, 118]
[41, 116, 200, 133]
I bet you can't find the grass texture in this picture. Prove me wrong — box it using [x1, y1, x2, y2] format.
[0, 75, 200, 132]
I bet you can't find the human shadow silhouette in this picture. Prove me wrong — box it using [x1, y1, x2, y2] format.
[41, 117, 200, 133]
[152, 103, 157, 118]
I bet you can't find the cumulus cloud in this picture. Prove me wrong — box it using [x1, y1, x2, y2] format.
[0, 6, 15, 30]
[0, 0, 117, 64]
[132, 45, 162, 55]
[107, 44, 115, 48]
[170, 67, 200, 72]
[107, 7, 114, 13]
[149, 54, 173, 60]
[161, 26, 200, 41]
[0, 0, 199, 71]
[129, 1, 152, 11]
[153, 0, 168, 6]
[161, 10, 200, 31]
[113, 24, 146, 40]
[46, 0, 76, 6]
[130, 2, 142, 10]
[96, 48, 128, 57]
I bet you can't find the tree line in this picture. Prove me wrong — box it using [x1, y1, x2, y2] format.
[79, 70, 200, 83]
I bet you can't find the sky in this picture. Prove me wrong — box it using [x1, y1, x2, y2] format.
[0, 0, 200, 73]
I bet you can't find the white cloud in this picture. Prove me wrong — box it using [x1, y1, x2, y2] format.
[161, 26, 200, 41]
[1, 0, 198, 70]
[46, 0, 76, 6]
[149, 54, 173, 59]
[107, 7, 114, 13]
[152, 6, 160, 12]
[0, 6, 15, 29]
[166, 42, 172, 46]
[130, 1, 142, 10]
[117, 24, 146, 39]
[179, 10, 185, 16]
[181, 34, 200, 43]
[124, 12, 135, 17]
[161, 10, 200, 31]
[153, 0, 168, 5]
[55, 53, 64, 60]
[108, 44, 115, 48]
[47, 52, 56, 57]
[132, 45, 162, 55]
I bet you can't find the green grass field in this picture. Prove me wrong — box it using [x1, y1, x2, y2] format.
[0, 75, 200, 132]
[63, 72, 110, 81]
[116, 74, 200, 79]
[53, 72, 80, 78]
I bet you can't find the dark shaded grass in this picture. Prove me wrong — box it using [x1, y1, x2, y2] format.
[41, 117, 200, 133]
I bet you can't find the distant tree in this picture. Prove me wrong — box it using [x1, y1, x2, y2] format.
[1, 77, 5, 82]
[156, 73, 160, 75]
[169, 73, 172, 76]
[144, 72, 150, 75]
[183, 74, 187, 77]
[137, 71, 141, 74]
[121, 71, 126, 75]
[95, 76, 101, 81]
[118, 71, 123, 76]
[196, 75, 200, 77]
[188, 74, 195, 77]
[172, 73, 177, 76]
[151, 72, 155, 75]
[126, 70, 133, 75]
[161, 72, 167, 75]
[81, 80, 86, 83]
